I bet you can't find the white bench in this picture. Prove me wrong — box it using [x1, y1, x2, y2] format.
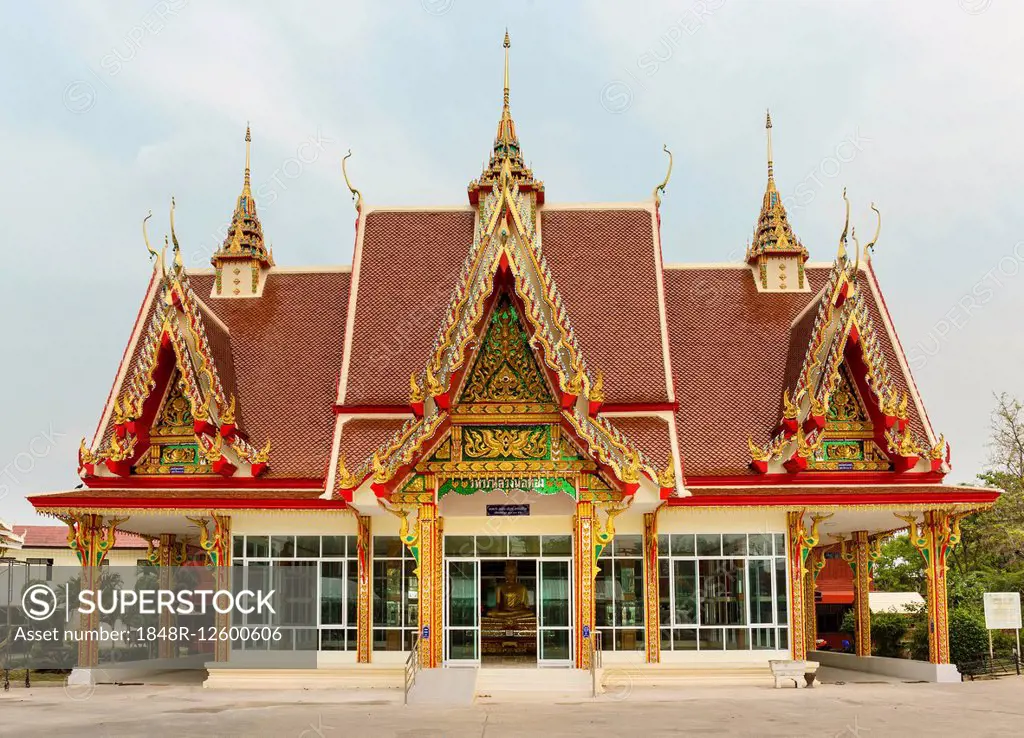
[769, 660, 819, 688]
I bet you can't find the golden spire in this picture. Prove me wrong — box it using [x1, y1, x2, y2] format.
[503, 29, 510, 110]
[243, 122, 252, 196]
[746, 110, 808, 269]
[468, 30, 543, 203]
[212, 125, 271, 266]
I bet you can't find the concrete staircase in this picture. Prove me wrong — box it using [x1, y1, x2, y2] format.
[475, 667, 593, 700]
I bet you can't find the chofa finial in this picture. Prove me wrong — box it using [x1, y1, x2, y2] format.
[653, 144, 673, 206]
[341, 149, 363, 213]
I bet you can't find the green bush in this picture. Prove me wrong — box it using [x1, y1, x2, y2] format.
[948, 609, 989, 666]
[872, 612, 911, 657]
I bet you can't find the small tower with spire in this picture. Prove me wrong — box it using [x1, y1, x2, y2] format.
[745, 111, 809, 292]
[211, 125, 274, 298]
[468, 31, 544, 205]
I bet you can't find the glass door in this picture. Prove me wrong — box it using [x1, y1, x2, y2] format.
[537, 559, 573, 665]
[445, 559, 480, 663]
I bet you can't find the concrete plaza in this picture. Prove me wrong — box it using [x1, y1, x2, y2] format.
[1, 674, 1021, 737]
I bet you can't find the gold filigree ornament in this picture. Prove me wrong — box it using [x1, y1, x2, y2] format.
[409, 373, 424, 404]
[590, 371, 605, 404]
[748, 436, 771, 463]
[219, 395, 236, 425]
[107, 433, 138, 462]
[782, 388, 798, 419]
[198, 434, 223, 463]
[463, 427, 547, 459]
[657, 453, 676, 488]
[252, 440, 271, 465]
[337, 455, 361, 489]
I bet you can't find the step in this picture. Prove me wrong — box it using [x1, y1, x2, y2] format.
[204, 666, 404, 690]
[474, 667, 592, 698]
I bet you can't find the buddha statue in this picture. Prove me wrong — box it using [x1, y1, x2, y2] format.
[481, 560, 537, 656]
[486, 561, 533, 621]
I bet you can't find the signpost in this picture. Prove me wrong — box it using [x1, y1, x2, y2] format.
[983, 592, 1022, 663]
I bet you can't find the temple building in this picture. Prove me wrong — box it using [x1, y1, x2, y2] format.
[26, 35, 999, 687]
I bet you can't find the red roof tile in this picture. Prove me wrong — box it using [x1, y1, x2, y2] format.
[601, 416, 672, 471]
[14, 525, 148, 549]
[190, 271, 351, 479]
[342, 207, 669, 406]
[664, 265, 930, 477]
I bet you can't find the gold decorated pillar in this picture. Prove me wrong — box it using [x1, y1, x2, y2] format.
[187, 514, 232, 662]
[416, 503, 442, 668]
[61, 513, 128, 668]
[574, 500, 596, 669]
[786, 510, 830, 661]
[852, 530, 872, 657]
[898, 510, 962, 664]
[155, 533, 186, 660]
[804, 547, 824, 655]
[642, 512, 660, 663]
[356, 515, 372, 664]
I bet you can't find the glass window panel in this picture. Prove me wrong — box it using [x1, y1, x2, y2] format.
[475, 535, 507, 557]
[597, 629, 614, 653]
[721, 534, 747, 556]
[374, 536, 405, 558]
[447, 629, 477, 660]
[672, 560, 697, 625]
[696, 534, 721, 556]
[346, 536, 358, 557]
[541, 629, 570, 661]
[778, 628, 788, 651]
[278, 560, 317, 627]
[232, 537, 244, 559]
[671, 534, 695, 556]
[270, 535, 294, 558]
[700, 628, 724, 650]
[320, 629, 347, 651]
[658, 559, 672, 625]
[245, 563, 271, 625]
[674, 628, 698, 650]
[508, 535, 540, 557]
[614, 559, 644, 627]
[748, 534, 772, 556]
[373, 560, 404, 627]
[657, 534, 669, 554]
[296, 536, 319, 558]
[661, 627, 672, 652]
[271, 629, 294, 650]
[540, 561, 570, 627]
[374, 628, 408, 652]
[346, 561, 358, 624]
[445, 536, 476, 558]
[748, 559, 774, 624]
[542, 535, 572, 556]
[404, 559, 419, 627]
[615, 629, 645, 651]
[448, 561, 478, 627]
[774, 534, 786, 557]
[595, 568, 614, 627]
[699, 559, 746, 626]
[320, 561, 345, 625]
[614, 535, 643, 557]
[725, 628, 749, 650]
[752, 627, 776, 650]
[246, 536, 269, 558]
[775, 558, 788, 623]
[322, 536, 345, 557]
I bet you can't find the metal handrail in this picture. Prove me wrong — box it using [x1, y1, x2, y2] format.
[590, 630, 603, 697]
[403, 634, 421, 705]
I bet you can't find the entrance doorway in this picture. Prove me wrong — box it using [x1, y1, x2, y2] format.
[442, 535, 573, 666]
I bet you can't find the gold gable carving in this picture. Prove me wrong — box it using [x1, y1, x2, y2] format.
[810, 365, 891, 471]
[459, 295, 554, 405]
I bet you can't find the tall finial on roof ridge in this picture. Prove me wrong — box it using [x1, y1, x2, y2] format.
[765, 109, 774, 182]
[503, 29, 511, 110]
[244, 122, 252, 194]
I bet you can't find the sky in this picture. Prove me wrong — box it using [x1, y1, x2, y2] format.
[1, 0, 1022, 524]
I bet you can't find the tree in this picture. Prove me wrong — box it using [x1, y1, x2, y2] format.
[870, 534, 924, 594]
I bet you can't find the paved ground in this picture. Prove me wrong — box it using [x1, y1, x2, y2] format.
[2, 676, 1023, 737]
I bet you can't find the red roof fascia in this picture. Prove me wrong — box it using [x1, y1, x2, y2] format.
[29, 495, 344, 511]
[668, 489, 1000, 507]
[685, 471, 947, 487]
[82, 477, 324, 490]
